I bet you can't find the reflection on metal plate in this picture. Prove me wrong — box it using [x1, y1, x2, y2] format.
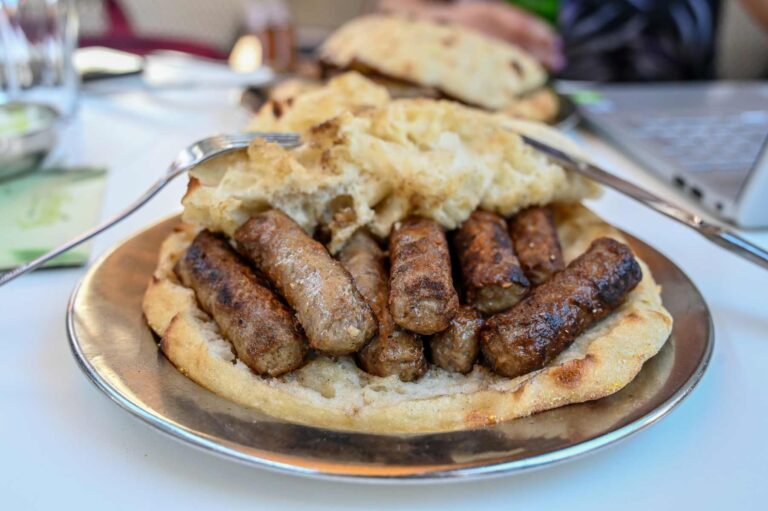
[67, 216, 712, 482]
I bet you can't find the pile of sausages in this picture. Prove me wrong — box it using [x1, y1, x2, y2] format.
[174, 206, 642, 381]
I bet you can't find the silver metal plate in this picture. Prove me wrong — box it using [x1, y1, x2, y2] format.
[67, 216, 713, 482]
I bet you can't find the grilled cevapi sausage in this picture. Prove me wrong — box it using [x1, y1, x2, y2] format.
[339, 230, 427, 381]
[429, 305, 484, 374]
[509, 206, 565, 286]
[174, 230, 307, 377]
[453, 210, 530, 314]
[481, 237, 642, 378]
[234, 209, 376, 356]
[388, 216, 460, 335]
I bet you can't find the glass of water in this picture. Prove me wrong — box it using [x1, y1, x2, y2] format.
[0, 0, 79, 118]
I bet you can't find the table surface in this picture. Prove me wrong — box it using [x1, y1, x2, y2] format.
[2, 86, 767, 511]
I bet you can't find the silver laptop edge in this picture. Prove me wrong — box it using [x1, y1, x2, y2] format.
[576, 82, 768, 228]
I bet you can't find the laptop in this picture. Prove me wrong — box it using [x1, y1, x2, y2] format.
[575, 82, 768, 228]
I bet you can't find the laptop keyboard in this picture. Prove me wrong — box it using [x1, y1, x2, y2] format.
[627, 111, 768, 174]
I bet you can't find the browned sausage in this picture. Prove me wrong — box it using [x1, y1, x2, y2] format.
[174, 230, 306, 376]
[481, 237, 642, 378]
[234, 210, 376, 356]
[453, 210, 530, 314]
[388, 216, 459, 335]
[339, 230, 427, 381]
[357, 330, 427, 381]
[509, 206, 565, 285]
[429, 305, 483, 374]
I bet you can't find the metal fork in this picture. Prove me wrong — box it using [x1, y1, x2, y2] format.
[5, 127, 765, 287]
[0, 131, 301, 287]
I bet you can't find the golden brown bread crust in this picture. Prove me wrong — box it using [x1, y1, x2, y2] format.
[321, 62, 561, 125]
[429, 305, 483, 374]
[454, 210, 530, 314]
[509, 206, 565, 286]
[143, 204, 672, 433]
[247, 72, 391, 134]
[388, 216, 460, 335]
[339, 230, 427, 381]
[319, 61, 443, 100]
[174, 230, 306, 376]
[501, 87, 561, 123]
[234, 210, 376, 356]
[482, 237, 643, 378]
[319, 15, 547, 111]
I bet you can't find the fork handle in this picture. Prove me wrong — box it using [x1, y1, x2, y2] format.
[576, 159, 768, 271]
[0, 174, 173, 287]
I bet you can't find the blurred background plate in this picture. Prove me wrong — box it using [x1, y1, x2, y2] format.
[0, 103, 60, 180]
[67, 215, 713, 483]
[553, 92, 580, 131]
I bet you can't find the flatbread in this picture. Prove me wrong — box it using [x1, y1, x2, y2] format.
[319, 15, 548, 111]
[247, 72, 390, 134]
[191, 98, 599, 253]
[142, 204, 672, 433]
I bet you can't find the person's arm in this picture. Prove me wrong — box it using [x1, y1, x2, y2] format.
[739, 0, 768, 31]
[378, 0, 563, 70]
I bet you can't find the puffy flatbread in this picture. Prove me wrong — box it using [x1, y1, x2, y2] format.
[247, 72, 391, 134]
[319, 15, 548, 111]
[142, 204, 672, 433]
[192, 98, 599, 253]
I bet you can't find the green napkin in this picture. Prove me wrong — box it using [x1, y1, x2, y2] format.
[0, 167, 107, 270]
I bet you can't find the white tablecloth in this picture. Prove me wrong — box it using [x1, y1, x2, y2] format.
[2, 88, 767, 510]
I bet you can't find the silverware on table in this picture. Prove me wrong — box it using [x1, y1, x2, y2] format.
[0, 132, 301, 287]
[518, 134, 768, 271]
[3, 127, 765, 287]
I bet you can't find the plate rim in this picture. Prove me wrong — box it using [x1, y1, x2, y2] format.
[66, 215, 714, 483]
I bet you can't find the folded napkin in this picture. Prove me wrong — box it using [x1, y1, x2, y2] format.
[0, 167, 107, 270]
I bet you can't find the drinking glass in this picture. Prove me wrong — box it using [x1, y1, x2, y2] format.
[0, 0, 79, 117]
